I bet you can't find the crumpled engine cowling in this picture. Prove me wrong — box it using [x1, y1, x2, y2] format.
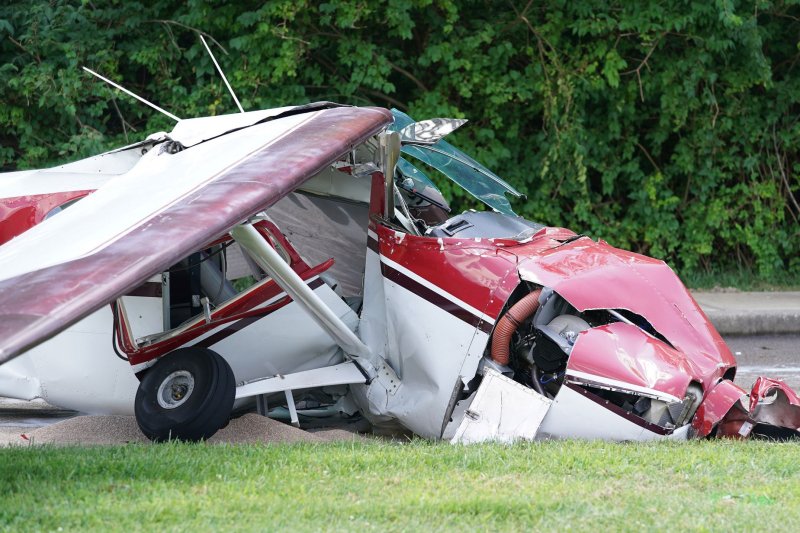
[749, 377, 800, 436]
[698, 377, 800, 440]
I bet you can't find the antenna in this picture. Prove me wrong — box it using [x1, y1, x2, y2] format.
[82, 67, 182, 122]
[199, 34, 244, 114]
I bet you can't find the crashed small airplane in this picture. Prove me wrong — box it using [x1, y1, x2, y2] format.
[1, 98, 799, 442]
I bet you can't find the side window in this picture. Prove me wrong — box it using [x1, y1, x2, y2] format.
[119, 235, 286, 349]
[166, 241, 268, 327]
[43, 196, 86, 220]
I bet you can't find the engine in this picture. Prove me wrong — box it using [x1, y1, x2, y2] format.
[482, 286, 703, 430]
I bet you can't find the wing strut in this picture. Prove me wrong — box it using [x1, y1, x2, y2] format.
[230, 223, 377, 378]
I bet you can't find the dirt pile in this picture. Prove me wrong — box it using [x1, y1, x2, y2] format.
[209, 413, 323, 444]
[28, 415, 147, 445]
[14, 413, 367, 446]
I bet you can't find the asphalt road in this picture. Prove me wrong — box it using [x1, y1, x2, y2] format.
[726, 333, 800, 390]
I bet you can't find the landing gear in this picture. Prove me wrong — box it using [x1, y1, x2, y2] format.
[134, 347, 235, 442]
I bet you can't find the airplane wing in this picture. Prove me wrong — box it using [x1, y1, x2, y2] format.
[0, 105, 392, 365]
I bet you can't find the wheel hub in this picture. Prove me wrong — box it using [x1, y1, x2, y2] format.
[156, 370, 195, 409]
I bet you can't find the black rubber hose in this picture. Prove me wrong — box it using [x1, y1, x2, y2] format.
[530, 365, 546, 396]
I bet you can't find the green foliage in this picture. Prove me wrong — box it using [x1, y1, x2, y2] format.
[1, 0, 798, 281]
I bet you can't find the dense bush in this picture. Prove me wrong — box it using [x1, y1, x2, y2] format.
[1, 1, 798, 280]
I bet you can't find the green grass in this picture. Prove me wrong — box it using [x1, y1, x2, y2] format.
[1, 440, 798, 532]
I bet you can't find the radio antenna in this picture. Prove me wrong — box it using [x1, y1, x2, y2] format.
[199, 34, 244, 113]
[82, 67, 181, 122]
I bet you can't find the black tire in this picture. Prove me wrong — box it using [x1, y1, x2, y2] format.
[135, 347, 235, 442]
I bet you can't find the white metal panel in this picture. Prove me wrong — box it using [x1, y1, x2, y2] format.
[120, 276, 164, 341]
[667, 425, 690, 441]
[167, 107, 296, 147]
[537, 385, 666, 441]
[357, 235, 390, 360]
[451, 369, 552, 444]
[0, 353, 41, 400]
[235, 361, 366, 399]
[0, 150, 144, 198]
[0, 307, 138, 413]
[297, 165, 373, 204]
[355, 245, 487, 438]
[202, 282, 360, 383]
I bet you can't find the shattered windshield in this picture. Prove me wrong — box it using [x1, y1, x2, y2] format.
[395, 158, 450, 210]
[389, 109, 523, 215]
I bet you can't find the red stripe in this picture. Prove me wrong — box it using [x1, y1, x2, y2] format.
[379, 261, 493, 334]
[192, 278, 325, 349]
[0, 190, 91, 245]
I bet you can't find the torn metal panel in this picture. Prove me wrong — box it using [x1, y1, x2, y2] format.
[397, 117, 468, 145]
[691, 379, 748, 438]
[538, 383, 678, 441]
[451, 369, 551, 443]
[516, 238, 734, 390]
[691, 377, 800, 440]
[357, 269, 490, 437]
[355, 222, 514, 438]
[747, 377, 800, 438]
[567, 323, 695, 401]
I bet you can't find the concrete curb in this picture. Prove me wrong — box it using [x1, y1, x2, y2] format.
[702, 311, 800, 336]
[692, 291, 800, 336]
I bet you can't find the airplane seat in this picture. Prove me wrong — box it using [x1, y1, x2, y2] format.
[199, 253, 237, 306]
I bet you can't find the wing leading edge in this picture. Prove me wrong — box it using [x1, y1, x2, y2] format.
[0, 106, 393, 365]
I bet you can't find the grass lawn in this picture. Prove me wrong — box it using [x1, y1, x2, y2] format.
[1, 439, 797, 531]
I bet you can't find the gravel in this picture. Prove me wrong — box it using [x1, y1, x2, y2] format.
[27, 415, 148, 445]
[2, 413, 367, 446]
[208, 414, 324, 444]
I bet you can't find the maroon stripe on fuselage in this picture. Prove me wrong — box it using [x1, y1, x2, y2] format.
[564, 382, 671, 435]
[366, 235, 379, 254]
[192, 278, 325, 349]
[378, 260, 493, 334]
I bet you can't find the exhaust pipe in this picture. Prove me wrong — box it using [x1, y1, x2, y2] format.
[490, 289, 542, 366]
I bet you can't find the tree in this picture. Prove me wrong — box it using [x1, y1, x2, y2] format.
[1, 0, 798, 280]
